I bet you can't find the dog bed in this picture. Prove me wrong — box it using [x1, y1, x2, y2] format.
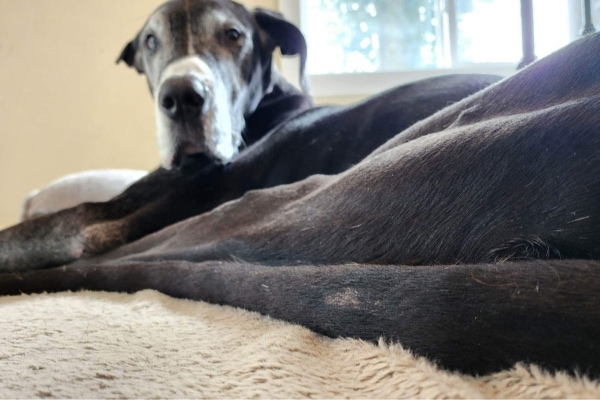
[0, 290, 598, 398]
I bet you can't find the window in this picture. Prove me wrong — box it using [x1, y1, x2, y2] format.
[279, 0, 600, 97]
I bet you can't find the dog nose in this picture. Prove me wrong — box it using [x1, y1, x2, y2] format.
[159, 77, 206, 119]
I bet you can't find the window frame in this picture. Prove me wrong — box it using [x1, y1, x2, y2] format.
[278, 0, 585, 98]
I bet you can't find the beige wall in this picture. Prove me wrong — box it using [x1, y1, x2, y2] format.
[0, 0, 277, 229]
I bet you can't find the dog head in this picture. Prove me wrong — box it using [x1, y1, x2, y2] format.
[117, 0, 308, 169]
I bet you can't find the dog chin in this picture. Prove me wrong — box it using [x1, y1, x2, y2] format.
[160, 139, 240, 170]
[160, 144, 203, 170]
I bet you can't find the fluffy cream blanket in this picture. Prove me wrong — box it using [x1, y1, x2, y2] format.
[0, 291, 598, 398]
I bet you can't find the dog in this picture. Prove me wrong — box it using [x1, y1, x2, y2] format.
[117, 0, 313, 168]
[0, 0, 499, 271]
[15, 0, 600, 376]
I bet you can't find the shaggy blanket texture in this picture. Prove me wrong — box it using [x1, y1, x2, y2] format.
[0, 290, 598, 398]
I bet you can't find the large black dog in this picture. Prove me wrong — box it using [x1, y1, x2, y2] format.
[2, 0, 599, 377]
[0, 0, 498, 270]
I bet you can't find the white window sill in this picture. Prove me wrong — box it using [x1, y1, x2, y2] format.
[280, 57, 515, 98]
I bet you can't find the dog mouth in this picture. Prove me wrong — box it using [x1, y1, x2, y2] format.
[171, 142, 210, 169]
[179, 152, 217, 171]
[156, 92, 242, 170]
[161, 122, 241, 170]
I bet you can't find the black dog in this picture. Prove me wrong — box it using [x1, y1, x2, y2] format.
[7, 0, 599, 377]
[118, 0, 313, 168]
[0, 0, 498, 271]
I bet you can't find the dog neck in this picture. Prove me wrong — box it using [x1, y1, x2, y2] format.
[243, 70, 313, 147]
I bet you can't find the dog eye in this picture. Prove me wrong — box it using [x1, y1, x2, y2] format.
[225, 28, 241, 41]
[145, 34, 158, 52]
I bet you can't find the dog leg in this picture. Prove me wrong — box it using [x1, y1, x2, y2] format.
[0, 259, 598, 376]
[0, 162, 226, 271]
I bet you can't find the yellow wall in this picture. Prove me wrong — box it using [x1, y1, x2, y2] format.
[0, 0, 277, 229]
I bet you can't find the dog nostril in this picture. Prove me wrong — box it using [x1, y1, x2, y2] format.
[162, 96, 176, 112]
[183, 92, 203, 108]
[160, 77, 206, 119]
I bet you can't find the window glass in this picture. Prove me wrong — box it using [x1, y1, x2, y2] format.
[454, 0, 521, 65]
[301, 0, 584, 75]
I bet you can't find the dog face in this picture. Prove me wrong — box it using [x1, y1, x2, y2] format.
[118, 0, 307, 169]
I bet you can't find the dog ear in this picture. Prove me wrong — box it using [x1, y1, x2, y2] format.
[116, 39, 144, 74]
[253, 8, 309, 95]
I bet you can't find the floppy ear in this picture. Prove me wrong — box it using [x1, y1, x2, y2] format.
[116, 39, 144, 74]
[253, 8, 309, 95]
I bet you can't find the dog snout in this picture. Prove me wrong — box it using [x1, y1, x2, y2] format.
[159, 77, 207, 120]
